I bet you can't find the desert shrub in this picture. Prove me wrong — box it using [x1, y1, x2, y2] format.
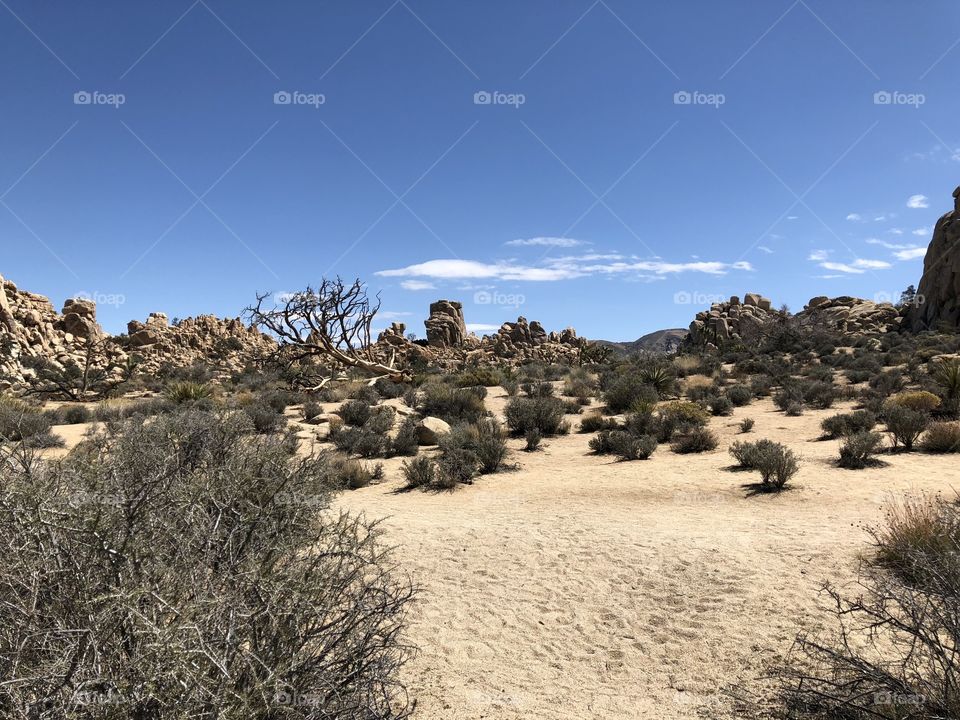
[785, 401, 804, 417]
[561, 399, 583, 415]
[670, 426, 718, 454]
[886, 390, 941, 413]
[921, 421, 960, 453]
[729, 438, 780, 469]
[622, 409, 655, 437]
[331, 456, 375, 489]
[932, 357, 960, 417]
[750, 374, 774, 397]
[658, 401, 709, 428]
[338, 399, 373, 427]
[502, 378, 519, 396]
[262, 389, 294, 414]
[504, 396, 567, 436]
[331, 408, 395, 458]
[374, 377, 406, 398]
[436, 448, 478, 487]
[164, 381, 213, 405]
[783, 494, 960, 719]
[884, 404, 930, 451]
[401, 456, 436, 489]
[708, 395, 733, 416]
[418, 383, 486, 424]
[750, 442, 799, 490]
[726, 385, 753, 407]
[0, 410, 414, 717]
[739, 418, 755, 433]
[563, 371, 595, 402]
[589, 430, 615, 454]
[57, 405, 92, 425]
[637, 365, 676, 396]
[837, 431, 883, 469]
[348, 384, 380, 404]
[868, 369, 907, 397]
[684, 381, 715, 402]
[820, 410, 877, 439]
[301, 398, 323, 421]
[0, 398, 54, 442]
[458, 366, 505, 388]
[473, 418, 509, 474]
[579, 412, 619, 433]
[522, 381, 555, 398]
[392, 417, 420, 456]
[242, 403, 286, 434]
[803, 365, 834, 383]
[603, 374, 658, 414]
[608, 431, 657, 461]
[23, 430, 66, 449]
[524, 428, 542, 451]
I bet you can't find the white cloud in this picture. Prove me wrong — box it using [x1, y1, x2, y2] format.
[912, 227, 930, 236]
[400, 280, 436, 291]
[866, 238, 914, 250]
[787, 215, 798, 220]
[888, 228, 904, 235]
[846, 213, 862, 221]
[818, 258, 892, 274]
[815, 274, 845, 279]
[466, 323, 502, 335]
[808, 249, 831, 261]
[907, 194, 929, 209]
[377, 255, 754, 282]
[894, 247, 926, 261]
[504, 236, 587, 248]
[757, 246, 774, 254]
[378, 311, 412, 319]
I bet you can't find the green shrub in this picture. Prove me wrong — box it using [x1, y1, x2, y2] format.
[739, 418, 755, 433]
[658, 401, 709, 428]
[522, 381, 555, 398]
[338, 399, 373, 427]
[921, 421, 960, 453]
[301, 399, 323, 422]
[726, 385, 753, 407]
[242, 403, 285, 434]
[473, 418, 509, 474]
[332, 456, 374, 489]
[608, 431, 657, 461]
[401, 456, 436, 489]
[884, 404, 930, 451]
[821, 410, 877, 439]
[418, 383, 486, 424]
[392, 417, 420, 456]
[437, 448, 478, 487]
[454, 366, 504, 388]
[373, 377, 406, 398]
[504, 396, 567, 436]
[603, 374, 658, 414]
[0, 398, 54, 441]
[59, 405, 92, 425]
[932, 358, 960, 417]
[838, 431, 883, 469]
[670, 426, 718, 454]
[729, 438, 780, 468]
[561, 399, 583, 415]
[524, 429, 542, 451]
[750, 441, 799, 490]
[708, 395, 733, 416]
[589, 430, 615, 454]
[886, 390, 941, 413]
[579, 412, 618, 433]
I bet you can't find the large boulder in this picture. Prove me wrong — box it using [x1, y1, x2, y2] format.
[424, 300, 466, 348]
[416, 416, 451, 445]
[906, 186, 960, 331]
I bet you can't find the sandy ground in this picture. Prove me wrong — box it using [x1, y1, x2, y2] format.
[37, 391, 960, 718]
[334, 389, 960, 719]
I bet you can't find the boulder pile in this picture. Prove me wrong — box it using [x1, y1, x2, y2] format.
[687, 292, 775, 345]
[905, 187, 960, 331]
[801, 295, 901, 334]
[424, 300, 466, 348]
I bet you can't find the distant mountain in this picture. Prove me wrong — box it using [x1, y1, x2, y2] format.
[598, 328, 688, 355]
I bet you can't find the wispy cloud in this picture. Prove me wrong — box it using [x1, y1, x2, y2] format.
[907, 194, 929, 209]
[818, 258, 892, 274]
[866, 238, 915, 250]
[377, 255, 754, 283]
[504, 236, 588, 248]
[757, 246, 774, 254]
[846, 213, 862, 221]
[378, 311, 412, 319]
[808, 249, 831, 261]
[912, 227, 930, 236]
[466, 323, 501, 334]
[894, 247, 926, 261]
[400, 280, 437, 291]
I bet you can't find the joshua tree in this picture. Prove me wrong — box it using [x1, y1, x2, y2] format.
[21, 339, 137, 400]
[247, 277, 411, 390]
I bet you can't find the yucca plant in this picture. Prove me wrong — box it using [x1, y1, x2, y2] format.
[639, 365, 675, 395]
[933, 358, 960, 418]
[164, 381, 213, 405]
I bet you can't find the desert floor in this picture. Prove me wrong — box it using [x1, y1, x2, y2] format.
[41, 391, 960, 719]
[333, 389, 960, 719]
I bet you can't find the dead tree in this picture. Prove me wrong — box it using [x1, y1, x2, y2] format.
[246, 278, 411, 390]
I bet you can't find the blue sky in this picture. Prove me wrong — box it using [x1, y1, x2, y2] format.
[1, 1, 958, 340]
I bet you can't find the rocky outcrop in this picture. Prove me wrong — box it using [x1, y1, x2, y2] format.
[687, 291, 901, 348]
[424, 300, 466, 348]
[906, 187, 960, 331]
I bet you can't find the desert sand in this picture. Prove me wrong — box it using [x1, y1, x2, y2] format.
[334, 389, 960, 719]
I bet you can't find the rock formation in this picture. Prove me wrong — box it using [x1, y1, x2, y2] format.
[424, 300, 466, 347]
[906, 186, 960, 331]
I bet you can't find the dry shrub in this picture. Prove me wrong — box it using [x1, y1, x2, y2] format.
[0, 410, 414, 718]
[782, 494, 960, 719]
[885, 390, 941, 413]
[921, 421, 960, 453]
